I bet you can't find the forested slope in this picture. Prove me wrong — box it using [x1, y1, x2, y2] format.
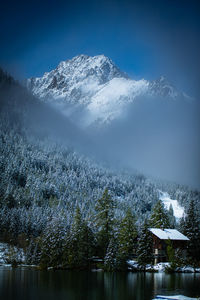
[0, 69, 158, 234]
[0, 69, 199, 268]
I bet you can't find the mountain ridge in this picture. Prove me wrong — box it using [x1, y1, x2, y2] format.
[26, 54, 191, 127]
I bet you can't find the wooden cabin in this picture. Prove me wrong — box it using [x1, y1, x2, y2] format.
[149, 228, 189, 264]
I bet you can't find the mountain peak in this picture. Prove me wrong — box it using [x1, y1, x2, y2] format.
[57, 54, 117, 71]
[71, 53, 112, 63]
[27, 54, 127, 103]
[149, 75, 180, 98]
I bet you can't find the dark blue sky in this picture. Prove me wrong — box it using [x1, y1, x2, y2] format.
[1, 0, 200, 96]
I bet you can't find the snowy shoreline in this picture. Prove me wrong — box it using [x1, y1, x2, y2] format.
[0, 262, 200, 273]
[1, 242, 199, 273]
[127, 260, 200, 273]
[153, 296, 199, 300]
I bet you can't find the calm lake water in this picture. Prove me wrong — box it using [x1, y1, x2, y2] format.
[0, 267, 200, 300]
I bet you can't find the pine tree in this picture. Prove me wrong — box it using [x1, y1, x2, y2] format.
[149, 200, 170, 228]
[26, 238, 40, 265]
[104, 237, 117, 271]
[39, 218, 65, 269]
[181, 200, 200, 264]
[116, 208, 137, 270]
[137, 222, 153, 268]
[95, 188, 114, 257]
[168, 204, 176, 228]
[65, 206, 94, 268]
[166, 238, 177, 270]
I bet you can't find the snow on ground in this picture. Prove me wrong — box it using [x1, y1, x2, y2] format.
[154, 296, 199, 300]
[0, 243, 8, 264]
[0, 242, 25, 265]
[159, 191, 184, 219]
[127, 260, 200, 273]
[127, 260, 171, 272]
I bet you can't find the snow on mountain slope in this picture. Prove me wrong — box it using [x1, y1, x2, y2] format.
[149, 76, 180, 98]
[27, 54, 189, 126]
[86, 77, 149, 125]
[159, 191, 184, 220]
[27, 54, 127, 105]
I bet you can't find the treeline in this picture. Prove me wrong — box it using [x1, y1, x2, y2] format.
[2, 189, 200, 271]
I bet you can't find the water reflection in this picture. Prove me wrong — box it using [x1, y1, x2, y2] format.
[0, 267, 199, 300]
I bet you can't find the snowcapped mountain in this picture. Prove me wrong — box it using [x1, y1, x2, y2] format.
[27, 54, 189, 126]
[27, 54, 126, 104]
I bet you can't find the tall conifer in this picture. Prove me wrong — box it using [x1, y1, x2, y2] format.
[95, 188, 114, 257]
[149, 200, 170, 228]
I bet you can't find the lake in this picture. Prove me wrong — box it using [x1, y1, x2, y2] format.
[0, 266, 200, 300]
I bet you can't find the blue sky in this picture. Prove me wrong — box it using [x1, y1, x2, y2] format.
[0, 0, 200, 96]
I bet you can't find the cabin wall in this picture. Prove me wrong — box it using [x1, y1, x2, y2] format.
[152, 235, 188, 264]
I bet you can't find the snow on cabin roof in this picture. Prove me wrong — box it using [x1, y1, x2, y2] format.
[149, 228, 189, 241]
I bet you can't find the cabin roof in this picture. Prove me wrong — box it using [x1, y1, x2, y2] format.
[149, 228, 189, 241]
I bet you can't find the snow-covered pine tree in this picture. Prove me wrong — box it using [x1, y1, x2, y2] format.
[137, 222, 153, 268]
[26, 237, 41, 265]
[149, 200, 170, 228]
[181, 199, 200, 264]
[168, 204, 176, 228]
[39, 217, 66, 268]
[104, 236, 117, 271]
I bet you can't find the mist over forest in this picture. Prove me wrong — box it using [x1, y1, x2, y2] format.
[88, 94, 200, 189]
